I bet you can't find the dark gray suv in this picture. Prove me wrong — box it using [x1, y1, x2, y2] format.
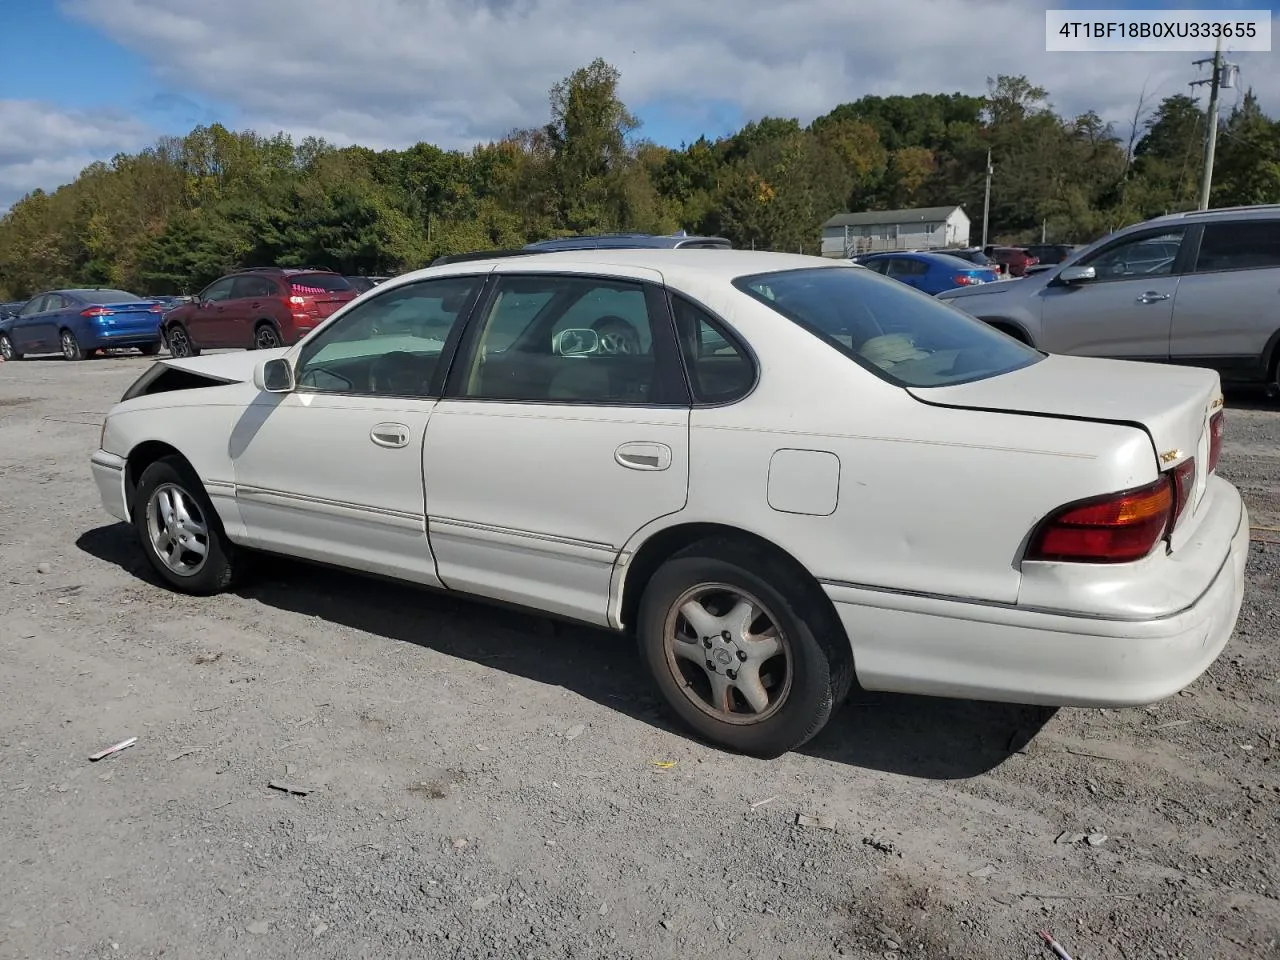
[936, 205, 1280, 393]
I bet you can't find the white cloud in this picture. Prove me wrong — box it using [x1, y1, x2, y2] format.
[0, 101, 152, 212]
[5, 0, 1276, 211]
[61, 0, 1277, 147]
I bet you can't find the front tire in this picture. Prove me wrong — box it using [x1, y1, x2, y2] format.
[0, 333, 21, 361]
[637, 540, 852, 758]
[254, 323, 282, 350]
[60, 329, 87, 361]
[165, 324, 199, 358]
[133, 456, 239, 595]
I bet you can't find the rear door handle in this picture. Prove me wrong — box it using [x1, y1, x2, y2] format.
[370, 422, 410, 448]
[615, 442, 672, 471]
[1136, 291, 1171, 303]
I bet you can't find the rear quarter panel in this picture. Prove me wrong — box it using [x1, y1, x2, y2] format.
[620, 278, 1158, 607]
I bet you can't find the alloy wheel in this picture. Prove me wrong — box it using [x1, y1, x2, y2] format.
[168, 328, 192, 358]
[255, 326, 282, 349]
[145, 483, 210, 578]
[663, 583, 793, 724]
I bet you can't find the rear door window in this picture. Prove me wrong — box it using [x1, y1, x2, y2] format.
[1194, 220, 1280, 273]
[233, 276, 278, 298]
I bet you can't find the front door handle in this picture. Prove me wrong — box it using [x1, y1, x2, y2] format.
[1136, 291, 1171, 303]
[370, 422, 410, 448]
[615, 442, 672, 471]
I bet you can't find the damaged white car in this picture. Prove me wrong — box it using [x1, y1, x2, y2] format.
[91, 250, 1249, 757]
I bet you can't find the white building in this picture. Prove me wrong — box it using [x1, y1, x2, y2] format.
[820, 205, 971, 257]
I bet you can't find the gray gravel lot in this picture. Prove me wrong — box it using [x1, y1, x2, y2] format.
[1, 354, 1278, 960]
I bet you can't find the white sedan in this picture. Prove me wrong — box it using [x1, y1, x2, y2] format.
[90, 250, 1249, 757]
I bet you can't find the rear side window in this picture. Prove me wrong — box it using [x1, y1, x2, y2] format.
[1194, 221, 1280, 273]
[734, 266, 1041, 388]
[290, 273, 352, 293]
[670, 295, 755, 404]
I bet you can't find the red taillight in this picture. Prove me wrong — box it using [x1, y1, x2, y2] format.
[1027, 477, 1174, 564]
[289, 295, 307, 306]
[953, 274, 980, 285]
[81, 306, 110, 317]
[1207, 410, 1224, 474]
[149, 303, 165, 313]
[1171, 458, 1196, 523]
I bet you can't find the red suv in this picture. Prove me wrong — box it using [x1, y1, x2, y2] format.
[985, 246, 1040, 277]
[162, 267, 357, 358]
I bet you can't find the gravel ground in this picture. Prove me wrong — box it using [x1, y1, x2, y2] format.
[1, 354, 1278, 960]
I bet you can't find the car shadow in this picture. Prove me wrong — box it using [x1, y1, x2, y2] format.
[1224, 386, 1275, 412]
[76, 523, 1054, 780]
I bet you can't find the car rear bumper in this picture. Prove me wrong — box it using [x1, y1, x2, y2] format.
[83, 328, 162, 348]
[91, 450, 130, 523]
[824, 487, 1249, 707]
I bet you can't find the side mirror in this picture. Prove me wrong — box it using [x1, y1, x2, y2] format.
[254, 358, 294, 393]
[552, 328, 600, 357]
[1057, 265, 1097, 285]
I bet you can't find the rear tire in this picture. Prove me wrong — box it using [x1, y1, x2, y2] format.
[60, 329, 87, 361]
[637, 539, 853, 758]
[133, 456, 240, 595]
[139, 342, 161, 357]
[0, 333, 21, 361]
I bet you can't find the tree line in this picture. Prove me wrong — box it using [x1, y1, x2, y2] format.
[2, 58, 1278, 300]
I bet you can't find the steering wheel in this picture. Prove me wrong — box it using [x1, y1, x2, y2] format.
[369, 351, 429, 395]
[591, 315, 642, 355]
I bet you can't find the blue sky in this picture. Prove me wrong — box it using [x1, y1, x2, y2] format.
[1, 0, 1277, 211]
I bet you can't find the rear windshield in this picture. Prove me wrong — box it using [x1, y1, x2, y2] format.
[734, 266, 1041, 388]
[290, 273, 352, 293]
[70, 289, 141, 302]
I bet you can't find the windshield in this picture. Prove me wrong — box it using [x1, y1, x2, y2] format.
[734, 266, 1042, 388]
[290, 273, 352, 293]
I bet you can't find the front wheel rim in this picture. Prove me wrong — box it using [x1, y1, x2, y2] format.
[663, 583, 793, 725]
[145, 483, 210, 577]
[169, 330, 189, 356]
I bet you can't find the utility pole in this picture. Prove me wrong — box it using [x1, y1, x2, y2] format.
[981, 148, 993, 249]
[1190, 37, 1231, 211]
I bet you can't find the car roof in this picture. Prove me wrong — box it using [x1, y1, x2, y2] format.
[398, 249, 849, 288]
[1147, 203, 1280, 225]
[523, 233, 731, 251]
[230, 266, 339, 276]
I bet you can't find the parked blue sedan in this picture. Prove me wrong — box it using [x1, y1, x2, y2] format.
[0, 288, 167, 361]
[853, 252, 1001, 295]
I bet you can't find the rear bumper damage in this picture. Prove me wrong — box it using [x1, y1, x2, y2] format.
[825, 481, 1249, 707]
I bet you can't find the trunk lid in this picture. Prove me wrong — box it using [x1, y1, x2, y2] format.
[87, 300, 166, 333]
[908, 354, 1222, 519]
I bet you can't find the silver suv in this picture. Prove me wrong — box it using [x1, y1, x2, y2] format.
[936, 205, 1280, 393]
